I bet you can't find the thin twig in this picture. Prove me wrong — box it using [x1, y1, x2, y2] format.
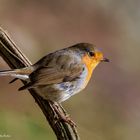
[0, 27, 80, 140]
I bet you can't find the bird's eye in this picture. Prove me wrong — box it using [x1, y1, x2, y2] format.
[88, 51, 95, 57]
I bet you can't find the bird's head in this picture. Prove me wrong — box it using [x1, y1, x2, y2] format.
[71, 43, 109, 70]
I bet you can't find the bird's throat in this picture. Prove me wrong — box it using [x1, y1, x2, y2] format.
[82, 55, 99, 86]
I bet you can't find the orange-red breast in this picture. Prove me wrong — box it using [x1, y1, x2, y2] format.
[0, 43, 109, 103]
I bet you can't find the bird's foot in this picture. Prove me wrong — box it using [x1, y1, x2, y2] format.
[58, 114, 76, 127]
[51, 102, 76, 127]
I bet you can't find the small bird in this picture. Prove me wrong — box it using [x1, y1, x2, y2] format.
[0, 43, 109, 125]
[0, 43, 109, 103]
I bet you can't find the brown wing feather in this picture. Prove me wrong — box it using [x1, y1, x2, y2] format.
[30, 65, 83, 86]
[19, 52, 83, 90]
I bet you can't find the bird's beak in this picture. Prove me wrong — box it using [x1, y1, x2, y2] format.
[101, 58, 110, 62]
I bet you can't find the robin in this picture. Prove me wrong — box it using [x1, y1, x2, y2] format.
[0, 43, 109, 124]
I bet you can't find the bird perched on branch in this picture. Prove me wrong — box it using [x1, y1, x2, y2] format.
[0, 43, 109, 125]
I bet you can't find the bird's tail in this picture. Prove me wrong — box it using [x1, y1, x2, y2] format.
[0, 67, 33, 80]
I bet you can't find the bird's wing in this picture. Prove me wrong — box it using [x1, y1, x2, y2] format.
[31, 66, 83, 85]
[19, 54, 84, 90]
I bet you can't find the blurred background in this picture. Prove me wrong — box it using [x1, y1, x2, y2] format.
[0, 0, 140, 140]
